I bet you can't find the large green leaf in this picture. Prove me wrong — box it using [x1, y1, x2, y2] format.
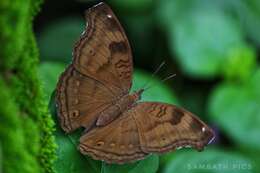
[39, 62, 178, 173]
[164, 149, 255, 173]
[101, 155, 159, 173]
[49, 94, 102, 173]
[208, 68, 260, 149]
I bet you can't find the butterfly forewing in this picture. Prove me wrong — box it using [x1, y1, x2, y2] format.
[73, 2, 133, 94]
[56, 2, 134, 133]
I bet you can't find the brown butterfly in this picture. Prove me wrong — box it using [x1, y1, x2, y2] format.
[56, 2, 215, 164]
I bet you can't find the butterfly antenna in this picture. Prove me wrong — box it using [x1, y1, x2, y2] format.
[142, 61, 165, 89]
[144, 73, 176, 91]
[161, 73, 176, 83]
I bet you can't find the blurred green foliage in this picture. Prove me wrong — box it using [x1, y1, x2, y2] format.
[1, 0, 259, 172]
[164, 149, 254, 173]
[209, 68, 260, 149]
[158, 0, 257, 78]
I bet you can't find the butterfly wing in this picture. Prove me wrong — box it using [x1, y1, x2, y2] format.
[79, 110, 147, 164]
[78, 101, 214, 163]
[56, 65, 116, 133]
[73, 2, 133, 94]
[133, 102, 215, 153]
[56, 2, 134, 133]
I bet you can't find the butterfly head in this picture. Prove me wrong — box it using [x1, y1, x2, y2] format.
[132, 89, 144, 101]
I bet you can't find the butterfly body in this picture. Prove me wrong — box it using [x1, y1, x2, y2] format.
[56, 2, 214, 164]
[96, 89, 144, 126]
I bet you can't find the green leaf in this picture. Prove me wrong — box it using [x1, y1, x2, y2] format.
[102, 155, 159, 173]
[49, 94, 102, 173]
[39, 62, 66, 100]
[158, 0, 249, 78]
[164, 149, 255, 173]
[37, 17, 84, 63]
[222, 45, 257, 82]
[208, 68, 260, 149]
[40, 62, 178, 173]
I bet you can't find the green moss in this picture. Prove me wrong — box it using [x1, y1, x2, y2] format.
[0, 0, 56, 173]
[0, 78, 32, 173]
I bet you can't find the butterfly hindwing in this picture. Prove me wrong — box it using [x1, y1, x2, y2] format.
[78, 101, 214, 163]
[133, 102, 214, 153]
[79, 110, 147, 164]
[56, 65, 115, 133]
